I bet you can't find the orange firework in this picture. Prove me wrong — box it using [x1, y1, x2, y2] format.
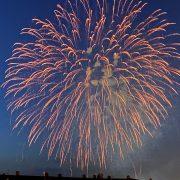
[4, 0, 180, 170]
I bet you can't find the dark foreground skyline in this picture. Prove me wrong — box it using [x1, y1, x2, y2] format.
[0, 1, 179, 180]
[0, 173, 138, 180]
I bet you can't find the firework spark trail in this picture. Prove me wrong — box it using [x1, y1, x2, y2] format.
[4, 0, 180, 169]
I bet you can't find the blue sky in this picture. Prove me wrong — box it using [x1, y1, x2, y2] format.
[0, 0, 179, 179]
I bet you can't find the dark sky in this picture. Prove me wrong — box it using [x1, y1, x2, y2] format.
[0, 0, 179, 180]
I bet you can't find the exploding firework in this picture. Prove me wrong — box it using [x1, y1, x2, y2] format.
[4, 0, 180, 169]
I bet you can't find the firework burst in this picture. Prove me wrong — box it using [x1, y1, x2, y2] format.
[4, 0, 180, 169]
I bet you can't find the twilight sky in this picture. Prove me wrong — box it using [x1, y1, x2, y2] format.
[0, 0, 179, 180]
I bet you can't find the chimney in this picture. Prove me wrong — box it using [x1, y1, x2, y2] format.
[16, 171, 20, 176]
[43, 171, 49, 177]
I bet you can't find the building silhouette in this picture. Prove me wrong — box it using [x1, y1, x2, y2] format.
[0, 172, 140, 180]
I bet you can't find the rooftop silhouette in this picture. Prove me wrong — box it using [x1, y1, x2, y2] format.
[0, 172, 139, 180]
